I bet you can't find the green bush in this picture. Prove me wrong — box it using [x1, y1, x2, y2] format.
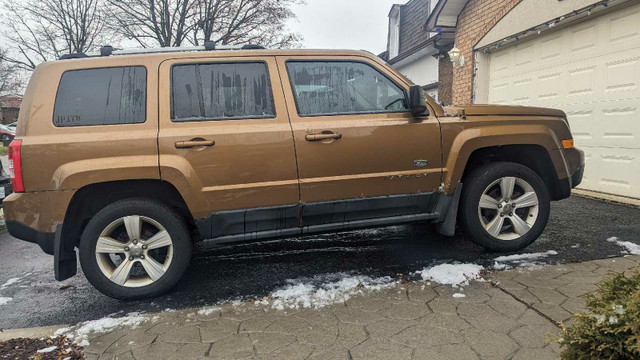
[556, 272, 640, 359]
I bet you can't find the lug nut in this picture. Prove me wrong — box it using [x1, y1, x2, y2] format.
[140, 255, 145, 260]
[142, 244, 148, 250]
[133, 240, 138, 245]
[505, 198, 510, 203]
[129, 256, 134, 261]
[124, 246, 130, 252]
[500, 213, 505, 217]
[498, 204, 503, 209]
[509, 213, 514, 217]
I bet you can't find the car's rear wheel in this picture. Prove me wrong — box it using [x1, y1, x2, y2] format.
[79, 198, 191, 300]
[459, 162, 550, 252]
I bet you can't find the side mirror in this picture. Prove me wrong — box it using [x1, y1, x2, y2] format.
[409, 85, 429, 117]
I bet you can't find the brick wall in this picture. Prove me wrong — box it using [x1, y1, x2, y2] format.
[438, 55, 453, 105]
[399, 0, 431, 55]
[450, 0, 522, 105]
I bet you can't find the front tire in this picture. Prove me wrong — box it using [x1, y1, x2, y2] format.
[459, 162, 550, 252]
[79, 198, 192, 300]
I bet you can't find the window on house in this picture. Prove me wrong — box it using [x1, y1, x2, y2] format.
[54, 67, 147, 127]
[171, 62, 275, 121]
[286, 61, 408, 117]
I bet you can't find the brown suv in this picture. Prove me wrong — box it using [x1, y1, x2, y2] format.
[4, 44, 584, 299]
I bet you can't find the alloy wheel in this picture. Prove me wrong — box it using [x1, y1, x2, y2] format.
[477, 176, 540, 241]
[95, 215, 174, 287]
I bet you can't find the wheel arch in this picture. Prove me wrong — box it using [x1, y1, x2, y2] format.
[62, 179, 199, 250]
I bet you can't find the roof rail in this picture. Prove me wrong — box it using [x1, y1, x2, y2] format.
[58, 42, 266, 60]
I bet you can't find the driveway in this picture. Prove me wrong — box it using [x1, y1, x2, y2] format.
[0, 195, 638, 330]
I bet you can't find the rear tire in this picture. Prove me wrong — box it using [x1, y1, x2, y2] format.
[459, 162, 550, 252]
[79, 198, 191, 300]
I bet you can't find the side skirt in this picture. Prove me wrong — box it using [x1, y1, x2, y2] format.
[200, 212, 440, 250]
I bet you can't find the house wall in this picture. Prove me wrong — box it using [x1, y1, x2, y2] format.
[399, 0, 432, 54]
[438, 56, 453, 105]
[451, 0, 523, 105]
[395, 55, 439, 88]
[1, 108, 19, 125]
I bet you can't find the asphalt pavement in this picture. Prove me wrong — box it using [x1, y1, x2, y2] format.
[0, 195, 638, 330]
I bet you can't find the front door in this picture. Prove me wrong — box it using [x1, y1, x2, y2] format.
[158, 56, 300, 239]
[276, 56, 443, 226]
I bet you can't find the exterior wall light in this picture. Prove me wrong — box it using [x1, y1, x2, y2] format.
[448, 46, 464, 67]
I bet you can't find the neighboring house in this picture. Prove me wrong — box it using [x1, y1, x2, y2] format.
[380, 0, 453, 102]
[0, 95, 22, 125]
[395, 0, 640, 199]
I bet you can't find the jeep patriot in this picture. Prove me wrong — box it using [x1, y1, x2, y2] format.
[4, 44, 584, 299]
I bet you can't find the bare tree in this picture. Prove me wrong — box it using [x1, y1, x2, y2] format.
[0, 48, 23, 94]
[1, 0, 111, 70]
[192, 0, 303, 48]
[107, 0, 195, 47]
[106, 0, 302, 48]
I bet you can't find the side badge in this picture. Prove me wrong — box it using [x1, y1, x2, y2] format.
[414, 160, 429, 168]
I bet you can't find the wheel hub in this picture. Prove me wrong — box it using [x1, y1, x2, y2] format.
[129, 246, 143, 257]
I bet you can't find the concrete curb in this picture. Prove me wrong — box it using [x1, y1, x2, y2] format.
[573, 189, 640, 209]
[0, 324, 64, 341]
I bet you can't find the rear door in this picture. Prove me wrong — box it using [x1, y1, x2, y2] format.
[158, 56, 300, 239]
[276, 56, 443, 227]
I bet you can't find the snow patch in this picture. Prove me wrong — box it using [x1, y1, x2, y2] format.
[492, 250, 558, 269]
[197, 307, 221, 316]
[264, 273, 396, 310]
[607, 237, 640, 255]
[1, 278, 21, 289]
[56, 312, 147, 346]
[0, 297, 12, 306]
[37, 346, 58, 353]
[453, 293, 466, 298]
[415, 264, 484, 287]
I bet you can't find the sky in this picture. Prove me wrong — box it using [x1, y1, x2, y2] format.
[286, 0, 399, 55]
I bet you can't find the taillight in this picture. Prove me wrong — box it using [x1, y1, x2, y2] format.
[8, 139, 24, 192]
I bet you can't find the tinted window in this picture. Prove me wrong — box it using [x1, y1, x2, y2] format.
[54, 67, 147, 127]
[286, 61, 408, 116]
[171, 62, 275, 121]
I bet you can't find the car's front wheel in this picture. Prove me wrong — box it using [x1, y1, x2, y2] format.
[79, 198, 192, 300]
[459, 162, 550, 252]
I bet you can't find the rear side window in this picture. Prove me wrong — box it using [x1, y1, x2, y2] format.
[54, 67, 147, 127]
[171, 62, 275, 122]
[286, 61, 408, 117]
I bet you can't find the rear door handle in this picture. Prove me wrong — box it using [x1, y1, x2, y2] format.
[305, 132, 343, 142]
[175, 139, 215, 149]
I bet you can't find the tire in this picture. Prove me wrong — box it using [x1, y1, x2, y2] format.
[459, 162, 550, 252]
[1, 134, 9, 142]
[79, 198, 192, 300]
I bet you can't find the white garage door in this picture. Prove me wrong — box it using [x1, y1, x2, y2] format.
[488, 3, 640, 199]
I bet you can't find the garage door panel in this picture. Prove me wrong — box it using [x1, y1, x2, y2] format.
[564, 99, 639, 149]
[487, 3, 640, 198]
[581, 147, 640, 198]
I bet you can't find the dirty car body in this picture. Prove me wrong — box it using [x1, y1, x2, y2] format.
[3, 46, 584, 299]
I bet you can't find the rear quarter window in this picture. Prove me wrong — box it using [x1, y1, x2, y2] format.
[53, 66, 147, 127]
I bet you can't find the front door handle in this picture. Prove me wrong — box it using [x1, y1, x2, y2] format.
[305, 132, 343, 142]
[175, 139, 216, 149]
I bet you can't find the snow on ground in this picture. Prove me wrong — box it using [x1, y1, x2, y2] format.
[415, 264, 484, 287]
[263, 273, 396, 310]
[453, 293, 466, 298]
[0, 297, 12, 306]
[1, 273, 32, 289]
[36, 346, 58, 353]
[607, 237, 640, 255]
[56, 312, 148, 347]
[492, 250, 558, 270]
[196, 307, 221, 316]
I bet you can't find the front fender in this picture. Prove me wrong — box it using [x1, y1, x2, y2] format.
[442, 124, 567, 193]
